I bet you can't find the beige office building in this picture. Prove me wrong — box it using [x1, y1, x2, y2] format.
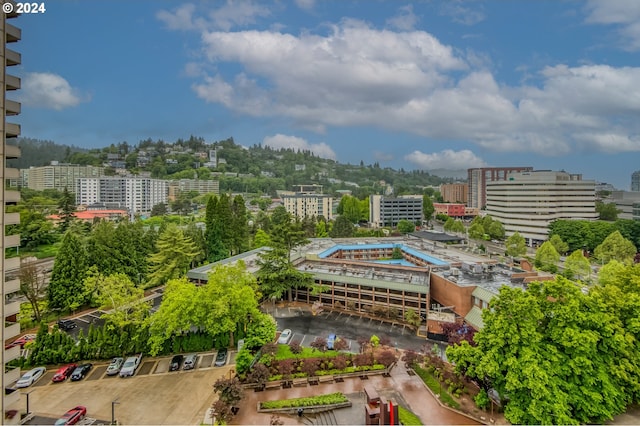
[1, 8, 23, 423]
[21, 162, 104, 192]
[485, 170, 598, 246]
[282, 193, 334, 221]
[440, 183, 468, 204]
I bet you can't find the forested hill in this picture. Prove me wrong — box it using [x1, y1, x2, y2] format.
[7, 138, 87, 169]
[8, 136, 453, 196]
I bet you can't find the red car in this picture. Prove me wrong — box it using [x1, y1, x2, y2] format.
[4, 334, 36, 350]
[52, 364, 78, 383]
[54, 406, 86, 425]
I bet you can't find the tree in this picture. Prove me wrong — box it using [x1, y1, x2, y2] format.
[48, 231, 88, 311]
[593, 231, 636, 265]
[18, 257, 46, 322]
[596, 201, 620, 221]
[252, 228, 271, 249]
[269, 206, 308, 261]
[230, 195, 250, 255]
[534, 241, 560, 273]
[330, 215, 355, 238]
[150, 203, 167, 217]
[564, 249, 591, 281]
[213, 376, 243, 411]
[549, 234, 569, 256]
[256, 247, 314, 302]
[205, 196, 228, 262]
[467, 222, 485, 240]
[397, 219, 416, 234]
[147, 224, 201, 288]
[487, 221, 505, 240]
[83, 272, 149, 329]
[505, 232, 527, 258]
[18, 209, 56, 250]
[422, 195, 434, 225]
[447, 277, 638, 425]
[57, 186, 76, 232]
[451, 219, 465, 234]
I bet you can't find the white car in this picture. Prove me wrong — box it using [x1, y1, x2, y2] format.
[16, 367, 46, 388]
[278, 329, 292, 344]
[119, 355, 142, 378]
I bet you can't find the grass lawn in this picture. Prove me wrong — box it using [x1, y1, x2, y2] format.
[274, 344, 340, 360]
[412, 364, 460, 409]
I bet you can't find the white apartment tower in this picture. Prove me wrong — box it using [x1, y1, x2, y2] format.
[1, 7, 23, 422]
[76, 177, 168, 214]
[485, 170, 598, 246]
[282, 193, 334, 221]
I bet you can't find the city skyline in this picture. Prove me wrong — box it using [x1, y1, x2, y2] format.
[15, 0, 640, 189]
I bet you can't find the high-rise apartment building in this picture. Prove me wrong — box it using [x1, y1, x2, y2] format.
[440, 183, 468, 204]
[369, 195, 423, 228]
[76, 177, 168, 214]
[2, 8, 23, 422]
[467, 166, 533, 209]
[21, 162, 104, 191]
[282, 193, 334, 221]
[167, 179, 219, 201]
[485, 170, 598, 246]
[631, 170, 640, 192]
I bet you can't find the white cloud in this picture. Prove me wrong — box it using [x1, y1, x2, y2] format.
[20, 72, 84, 110]
[585, 0, 640, 50]
[157, 1, 270, 32]
[405, 149, 487, 170]
[164, 11, 640, 157]
[386, 5, 419, 31]
[440, 1, 485, 26]
[294, 0, 315, 11]
[263, 134, 336, 159]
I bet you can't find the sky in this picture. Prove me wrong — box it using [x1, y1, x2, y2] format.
[14, 0, 640, 189]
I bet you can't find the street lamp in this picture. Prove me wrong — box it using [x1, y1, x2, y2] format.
[111, 399, 120, 425]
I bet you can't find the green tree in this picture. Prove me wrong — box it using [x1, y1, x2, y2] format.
[337, 195, 361, 223]
[593, 231, 637, 265]
[505, 232, 527, 258]
[57, 186, 76, 232]
[48, 231, 88, 311]
[596, 201, 620, 221]
[18, 257, 46, 322]
[330, 215, 355, 238]
[205, 196, 228, 262]
[252, 228, 272, 249]
[487, 221, 505, 240]
[549, 234, 569, 256]
[534, 241, 560, 273]
[230, 195, 250, 255]
[468, 222, 485, 240]
[147, 224, 201, 288]
[564, 249, 591, 281]
[422, 195, 434, 225]
[269, 206, 308, 260]
[397, 219, 416, 234]
[447, 277, 636, 424]
[243, 311, 277, 350]
[18, 209, 56, 250]
[315, 220, 328, 238]
[84, 272, 149, 329]
[451, 219, 465, 234]
[255, 247, 313, 302]
[150, 202, 167, 217]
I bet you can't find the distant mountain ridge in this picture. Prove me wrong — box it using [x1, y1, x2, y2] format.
[7, 137, 87, 169]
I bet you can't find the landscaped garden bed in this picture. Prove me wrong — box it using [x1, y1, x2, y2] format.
[257, 392, 352, 413]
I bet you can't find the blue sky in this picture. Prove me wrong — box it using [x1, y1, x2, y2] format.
[15, 0, 640, 189]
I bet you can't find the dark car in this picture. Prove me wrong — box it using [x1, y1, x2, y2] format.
[52, 364, 77, 383]
[57, 319, 77, 331]
[54, 406, 86, 425]
[215, 349, 228, 367]
[169, 354, 184, 372]
[70, 364, 92, 381]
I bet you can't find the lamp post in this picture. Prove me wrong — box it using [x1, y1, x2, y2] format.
[111, 399, 120, 425]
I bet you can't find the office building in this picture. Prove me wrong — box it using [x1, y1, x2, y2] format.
[632, 170, 640, 192]
[606, 191, 640, 220]
[167, 179, 219, 201]
[433, 203, 479, 219]
[76, 177, 168, 215]
[282, 193, 334, 220]
[467, 167, 533, 209]
[485, 170, 598, 246]
[2, 9, 23, 422]
[20, 162, 104, 191]
[369, 195, 423, 228]
[440, 183, 468, 204]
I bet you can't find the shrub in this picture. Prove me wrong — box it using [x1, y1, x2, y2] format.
[260, 392, 348, 409]
[262, 343, 278, 356]
[300, 358, 320, 377]
[379, 335, 392, 347]
[277, 358, 295, 379]
[375, 350, 397, 368]
[289, 340, 302, 354]
[310, 337, 327, 352]
[354, 352, 374, 367]
[474, 389, 490, 410]
[402, 350, 421, 367]
[247, 363, 270, 386]
[235, 348, 255, 376]
[398, 405, 422, 425]
[333, 355, 347, 370]
[333, 337, 349, 351]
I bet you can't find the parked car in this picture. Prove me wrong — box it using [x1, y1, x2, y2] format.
[15, 367, 46, 388]
[54, 406, 87, 426]
[215, 349, 228, 367]
[57, 319, 77, 331]
[119, 354, 142, 377]
[327, 333, 337, 350]
[106, 357, 124, 376]
[52, 364, 78, 383]
[5, 334, 37, 350]
[277, 329, 292, 344]
[70, 364, 92, 381]
[169, 354, 184, 372]
[183, 354, 197, 370]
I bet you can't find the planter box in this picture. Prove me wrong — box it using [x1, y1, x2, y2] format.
[257, 401, 352, 414]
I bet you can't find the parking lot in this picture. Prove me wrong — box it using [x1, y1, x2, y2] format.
[21, 350, 235, 425]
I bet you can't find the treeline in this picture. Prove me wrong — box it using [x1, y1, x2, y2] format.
[549, 219, 640, 253]
[7, 137, 87, 169]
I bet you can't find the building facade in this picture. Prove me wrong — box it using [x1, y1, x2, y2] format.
[21, 162, 104, 191]
[433, 203, 479, 218]
[485, 170, 598, 246]
[76, 177, 168, 214]
[440, 183, 468, 204]
[467, 166, 533, 209]
[282, 193, 334, 220]
[632, 170, 640, 192]
[167, 179, 219, 201]
[606, 191, 640, 220]
[369, 195, 423, 228]
[2, 9, 23, 422]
